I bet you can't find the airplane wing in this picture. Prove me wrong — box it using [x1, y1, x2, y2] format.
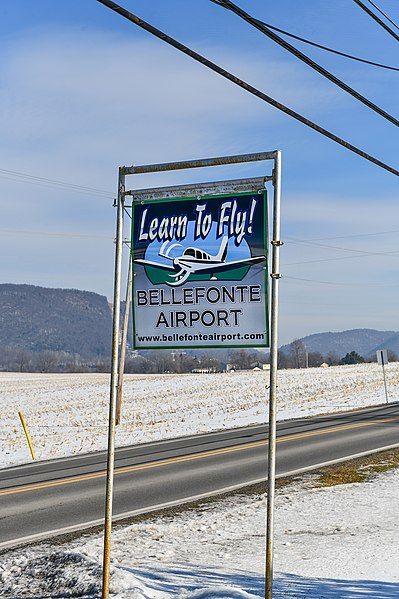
[197, 255, 266, 274]
[134, 258, 176, 271]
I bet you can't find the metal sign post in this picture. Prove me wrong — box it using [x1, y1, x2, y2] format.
[102, 151, 282, 599]
[265, 150, 281, 599]
[102, 169, 125, 599]
[116, 255, 133, 425]
[376, 349, 389, 404]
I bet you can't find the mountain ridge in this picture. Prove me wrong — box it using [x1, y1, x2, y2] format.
[280, 328, 399, 358]
[0, 283, 112, 357]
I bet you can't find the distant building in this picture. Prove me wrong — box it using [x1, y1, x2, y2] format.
[320, 362, 329, 368]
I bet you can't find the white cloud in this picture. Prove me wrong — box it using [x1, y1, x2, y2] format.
[0, 27, 340, 168]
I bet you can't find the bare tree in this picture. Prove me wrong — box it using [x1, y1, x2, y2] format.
[14, 349, 32, 372]
[228, 349, 258, 370]
[387, 350, 398, 362]
[307, 351, 324, 367]
[34, 350, 59, 373]
[288, 339, 306, 368]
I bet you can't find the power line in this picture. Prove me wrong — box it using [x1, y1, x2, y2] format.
[284, 253, 383, 267]
[0, 167, 112, 194]
[0, 167, 113, 198]
[283, 235, 399, 266]
[0, 174, 112, 198]
[353, 0, 399, 43]
[252, 20, 399, 72]
[301, 229, 399, 242]
[210, 0, 399, 127]
[286, 236, 399, 258]
[284, 249, 399, 267]
[0, 228, 112, 240]
[365, 0, 399, 32]
[96, 0, 399, 177]
[285, 275, 398, 287]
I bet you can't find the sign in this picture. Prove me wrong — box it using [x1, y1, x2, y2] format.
[131, 190, 268, 349]
[376, 349, 388, 366]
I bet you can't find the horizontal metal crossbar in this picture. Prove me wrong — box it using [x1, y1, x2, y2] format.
[122, 151, 277, 175]
[125, 176, 269, 201]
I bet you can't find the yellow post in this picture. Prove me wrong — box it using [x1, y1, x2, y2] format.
[18, 411, 35, 460]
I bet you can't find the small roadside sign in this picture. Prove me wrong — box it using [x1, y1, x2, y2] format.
[376, 349, 389, 404]
[376, 349, 388, 366]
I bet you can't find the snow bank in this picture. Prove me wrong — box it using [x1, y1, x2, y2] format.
[0, 549, 261, 598]
[2, 468, 399, 597]
[1, 363, 398, 468]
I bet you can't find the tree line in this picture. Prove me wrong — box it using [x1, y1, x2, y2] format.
[279, 339, 398, 369]
[0, 346, 266, 374]
[0, 341, 397, 374]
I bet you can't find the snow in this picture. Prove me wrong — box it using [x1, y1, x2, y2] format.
[1, 363, 398, 468]
[2, 363, 399, 596]
[2, 468, 399, 597]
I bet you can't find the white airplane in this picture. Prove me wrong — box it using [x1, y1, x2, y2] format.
[135, 235, 265, 286]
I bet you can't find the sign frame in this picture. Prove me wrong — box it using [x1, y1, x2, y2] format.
[130, 188, 269, 350]
[102, 151, 282, 599]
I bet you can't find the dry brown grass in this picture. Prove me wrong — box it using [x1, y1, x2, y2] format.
[315, 448, 399, 487]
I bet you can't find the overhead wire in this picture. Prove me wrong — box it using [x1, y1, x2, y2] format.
[0, 229, 112, 240]
[251, 20, 399, 72]
[365, 0, 399, 32]
[0, 174, 113, 198]
[284, 253, 388, 267]
[284, 275, 398, 287]
[210, 0, 399, 127]
[283, 234, 399, 266]
[96, 0, 399, 177]
[353, 0, 399, 42]
[299, 229, 399, 242]
[286, 236, 399, 258]
[0, 167, 113, 198]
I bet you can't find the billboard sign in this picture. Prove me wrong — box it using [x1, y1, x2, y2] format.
[131, 190, 268, 349]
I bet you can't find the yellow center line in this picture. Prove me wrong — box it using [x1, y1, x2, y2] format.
[1, 417, 397, 497]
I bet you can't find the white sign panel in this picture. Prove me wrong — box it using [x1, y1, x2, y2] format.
[376, 349, 388, 366]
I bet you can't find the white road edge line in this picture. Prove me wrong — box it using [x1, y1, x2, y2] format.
[1, 441, 399, 553]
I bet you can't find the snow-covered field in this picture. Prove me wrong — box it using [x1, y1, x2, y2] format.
[2, 467, 399, 597]
[1, 363, 398, 468]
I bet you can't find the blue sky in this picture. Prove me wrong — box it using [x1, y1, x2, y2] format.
[0, 0, 398, 343]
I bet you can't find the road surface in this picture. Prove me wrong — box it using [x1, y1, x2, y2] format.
[1, 402, 398, 550]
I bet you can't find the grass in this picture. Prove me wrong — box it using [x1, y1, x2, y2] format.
[315, 447, 399, 487]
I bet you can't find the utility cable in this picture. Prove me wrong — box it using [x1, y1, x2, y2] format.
[0, 167, 113, 198]
[210, 0, 399, 127]
[284, 253, 392, 267]
[254, 20, 399, 72]
[353, 0, 399, 42]
[286, 236, 399, 258]
[0, 228, 112, 240]
[299, 229, 399, 242]
[96, 0, 399, 177]
[365, 0, 399, 32]
[284, 275, 398, 287]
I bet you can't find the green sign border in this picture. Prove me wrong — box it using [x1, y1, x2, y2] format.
[131, 189, 269, 350]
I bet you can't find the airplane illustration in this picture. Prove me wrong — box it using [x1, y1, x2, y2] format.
[135, 236, 265, 286]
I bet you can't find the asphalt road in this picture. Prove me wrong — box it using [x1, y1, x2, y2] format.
[1, 402, 399, 550]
